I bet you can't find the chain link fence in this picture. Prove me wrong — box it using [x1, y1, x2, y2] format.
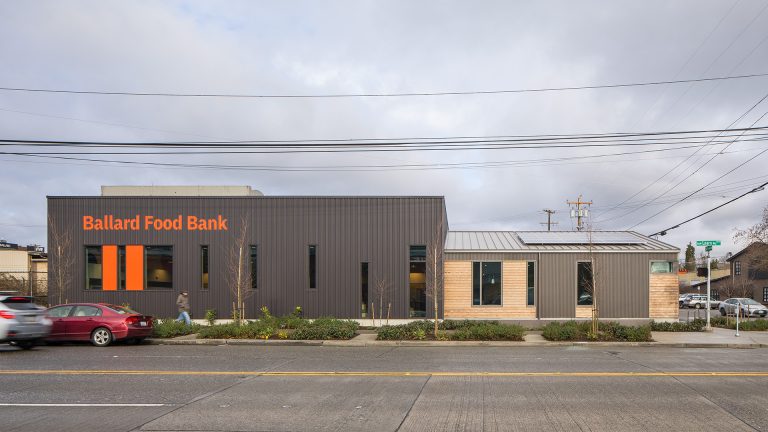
[0, 269, 48, 306]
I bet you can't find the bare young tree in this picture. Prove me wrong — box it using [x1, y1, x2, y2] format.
[370, 276, 393, 326]
[583, 223, 605, 335]
[227, 217, 253, 324]
[425, 223, 444, 338]
[48, 214, 74, 305]
[720, 278, 753, 300]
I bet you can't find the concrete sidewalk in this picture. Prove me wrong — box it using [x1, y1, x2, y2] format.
[147, 328, 768, 348]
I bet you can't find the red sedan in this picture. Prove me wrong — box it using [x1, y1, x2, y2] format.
[46, 303, 153, 347]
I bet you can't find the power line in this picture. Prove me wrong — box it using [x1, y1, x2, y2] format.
[0, 143, 734, 172]
[649, 181, 768, 237]
[2, 126, 766, 148]
[627, 107, 768, 229]
[595, 92, 768, 224]
[1, 73, 768, 99]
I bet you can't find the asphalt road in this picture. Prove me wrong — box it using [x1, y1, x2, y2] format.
[2, 344, 768, 431]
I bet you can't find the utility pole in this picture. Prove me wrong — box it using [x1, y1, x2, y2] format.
[567, 195, 593, 231]
[540, 209, 558, 231]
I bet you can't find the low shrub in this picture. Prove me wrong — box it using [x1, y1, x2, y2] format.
[290, 317, 359, 340]
[650, 319, 705, 332]
[377, 320, 523, 341]
[541, 321, 652, 342]
[377, 321, 435, 340]
[442, 319, 499, 330]
[710, 316, 768, 331]
[152, 318, 202, 338]
[197, 321, 274, 339]
[204, 309, 217, 326]
[451, 322, 525, 341]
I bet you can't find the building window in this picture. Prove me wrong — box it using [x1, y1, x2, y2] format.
[472, 261, 502, 306]
[712, 290, 720, 301]
[577, 261, 594, 306]
[763, 288, 768, 304]
[146, 246, 173, 289]
[201, 246, 209, 290]
[409, 245, 427, 317]
[361, 262, 369, 318]
[527, 261, 535, 306]
[250, 245, 258, 290]
[118, 246, 126, 290]
[650, 261, 673, 274]
[735, 261, 741, 275]
[85, 246, 103, 290]
[308, 245, 317, 289]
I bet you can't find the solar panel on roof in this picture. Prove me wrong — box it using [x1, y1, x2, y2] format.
[517, 231, 646, 245]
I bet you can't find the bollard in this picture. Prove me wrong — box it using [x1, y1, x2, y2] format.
[736, 301, 740, 337]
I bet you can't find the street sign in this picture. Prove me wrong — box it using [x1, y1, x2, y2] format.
[705, 245, 713, 252]
[696, 240, 721, 246]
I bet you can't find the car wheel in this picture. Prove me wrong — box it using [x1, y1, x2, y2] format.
[91, 327, 113, 347]
[720, 308, 727, 316]
[14, 340, 37, 350]
[694, 303, 702, 309]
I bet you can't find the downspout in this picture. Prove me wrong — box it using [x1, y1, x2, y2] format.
[537, 252, 541, 320]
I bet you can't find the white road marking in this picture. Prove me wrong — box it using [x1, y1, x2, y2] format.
[0, 403, 168, 407]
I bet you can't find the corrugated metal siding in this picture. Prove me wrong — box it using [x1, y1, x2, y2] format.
[48, 196, 446, 319]
[446, 252, 677, 318]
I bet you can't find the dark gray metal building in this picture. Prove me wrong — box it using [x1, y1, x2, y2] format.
[47, 189, 447, 319]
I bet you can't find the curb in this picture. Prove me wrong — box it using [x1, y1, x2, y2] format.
[146, 338, 768, 349]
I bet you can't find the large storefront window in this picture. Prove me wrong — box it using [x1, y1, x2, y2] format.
[472, 261, 502, 306]
[85, 246, 103, 290]
[409, 245, 426, 317]
[146, 246, 173, 289]
[577, 261, 593, 306]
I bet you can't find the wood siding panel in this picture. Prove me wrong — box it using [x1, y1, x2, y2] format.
[649, 273, 678, 319]
[444, 260, 535, 319]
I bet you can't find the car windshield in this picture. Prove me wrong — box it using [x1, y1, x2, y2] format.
[740, 299, 761, 306]
[105, 304, 140, 315]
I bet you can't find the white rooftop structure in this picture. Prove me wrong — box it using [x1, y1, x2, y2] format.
[101, 186, 263, 197]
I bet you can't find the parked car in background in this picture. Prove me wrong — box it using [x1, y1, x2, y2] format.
[0, 294, 52, 349]
[719, 298, 768, 318]
[682, 294, 720, 309]
[46, 303, 153, 347]
[679, 294, 689, 308]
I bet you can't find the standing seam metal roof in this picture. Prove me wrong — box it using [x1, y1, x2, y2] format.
[445, 231, 678, 252]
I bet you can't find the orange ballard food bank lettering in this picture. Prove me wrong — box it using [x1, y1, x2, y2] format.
[82, 215, 228, 231]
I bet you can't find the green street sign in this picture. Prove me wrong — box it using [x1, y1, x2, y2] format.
[705, 245, 713, 252]
[696, 240, 721, 246]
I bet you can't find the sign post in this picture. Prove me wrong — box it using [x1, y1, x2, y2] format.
[696, 241, 720, 331]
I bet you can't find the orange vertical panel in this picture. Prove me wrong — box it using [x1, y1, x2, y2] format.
[126, 245, 144, 291]
[102, 245, 118, 291]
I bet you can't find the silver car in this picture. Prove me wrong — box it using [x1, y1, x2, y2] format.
[683, 294, 720, 309]
[719, 298, 768, 318]
[0, 294, 52, 349]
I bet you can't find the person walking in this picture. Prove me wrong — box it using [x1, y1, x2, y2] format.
[176, 291, 191, 325]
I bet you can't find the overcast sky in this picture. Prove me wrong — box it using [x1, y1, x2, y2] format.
[1, 0, 767, 259]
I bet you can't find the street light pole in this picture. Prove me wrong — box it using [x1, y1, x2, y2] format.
[706, 250, 711, 331]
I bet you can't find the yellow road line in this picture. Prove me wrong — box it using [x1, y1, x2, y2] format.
[1, 370, 768, 377]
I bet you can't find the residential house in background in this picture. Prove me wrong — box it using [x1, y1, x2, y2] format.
[725, 242, 768, 304]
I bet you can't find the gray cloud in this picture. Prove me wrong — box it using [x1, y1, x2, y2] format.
[1, 0, 767, 259]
